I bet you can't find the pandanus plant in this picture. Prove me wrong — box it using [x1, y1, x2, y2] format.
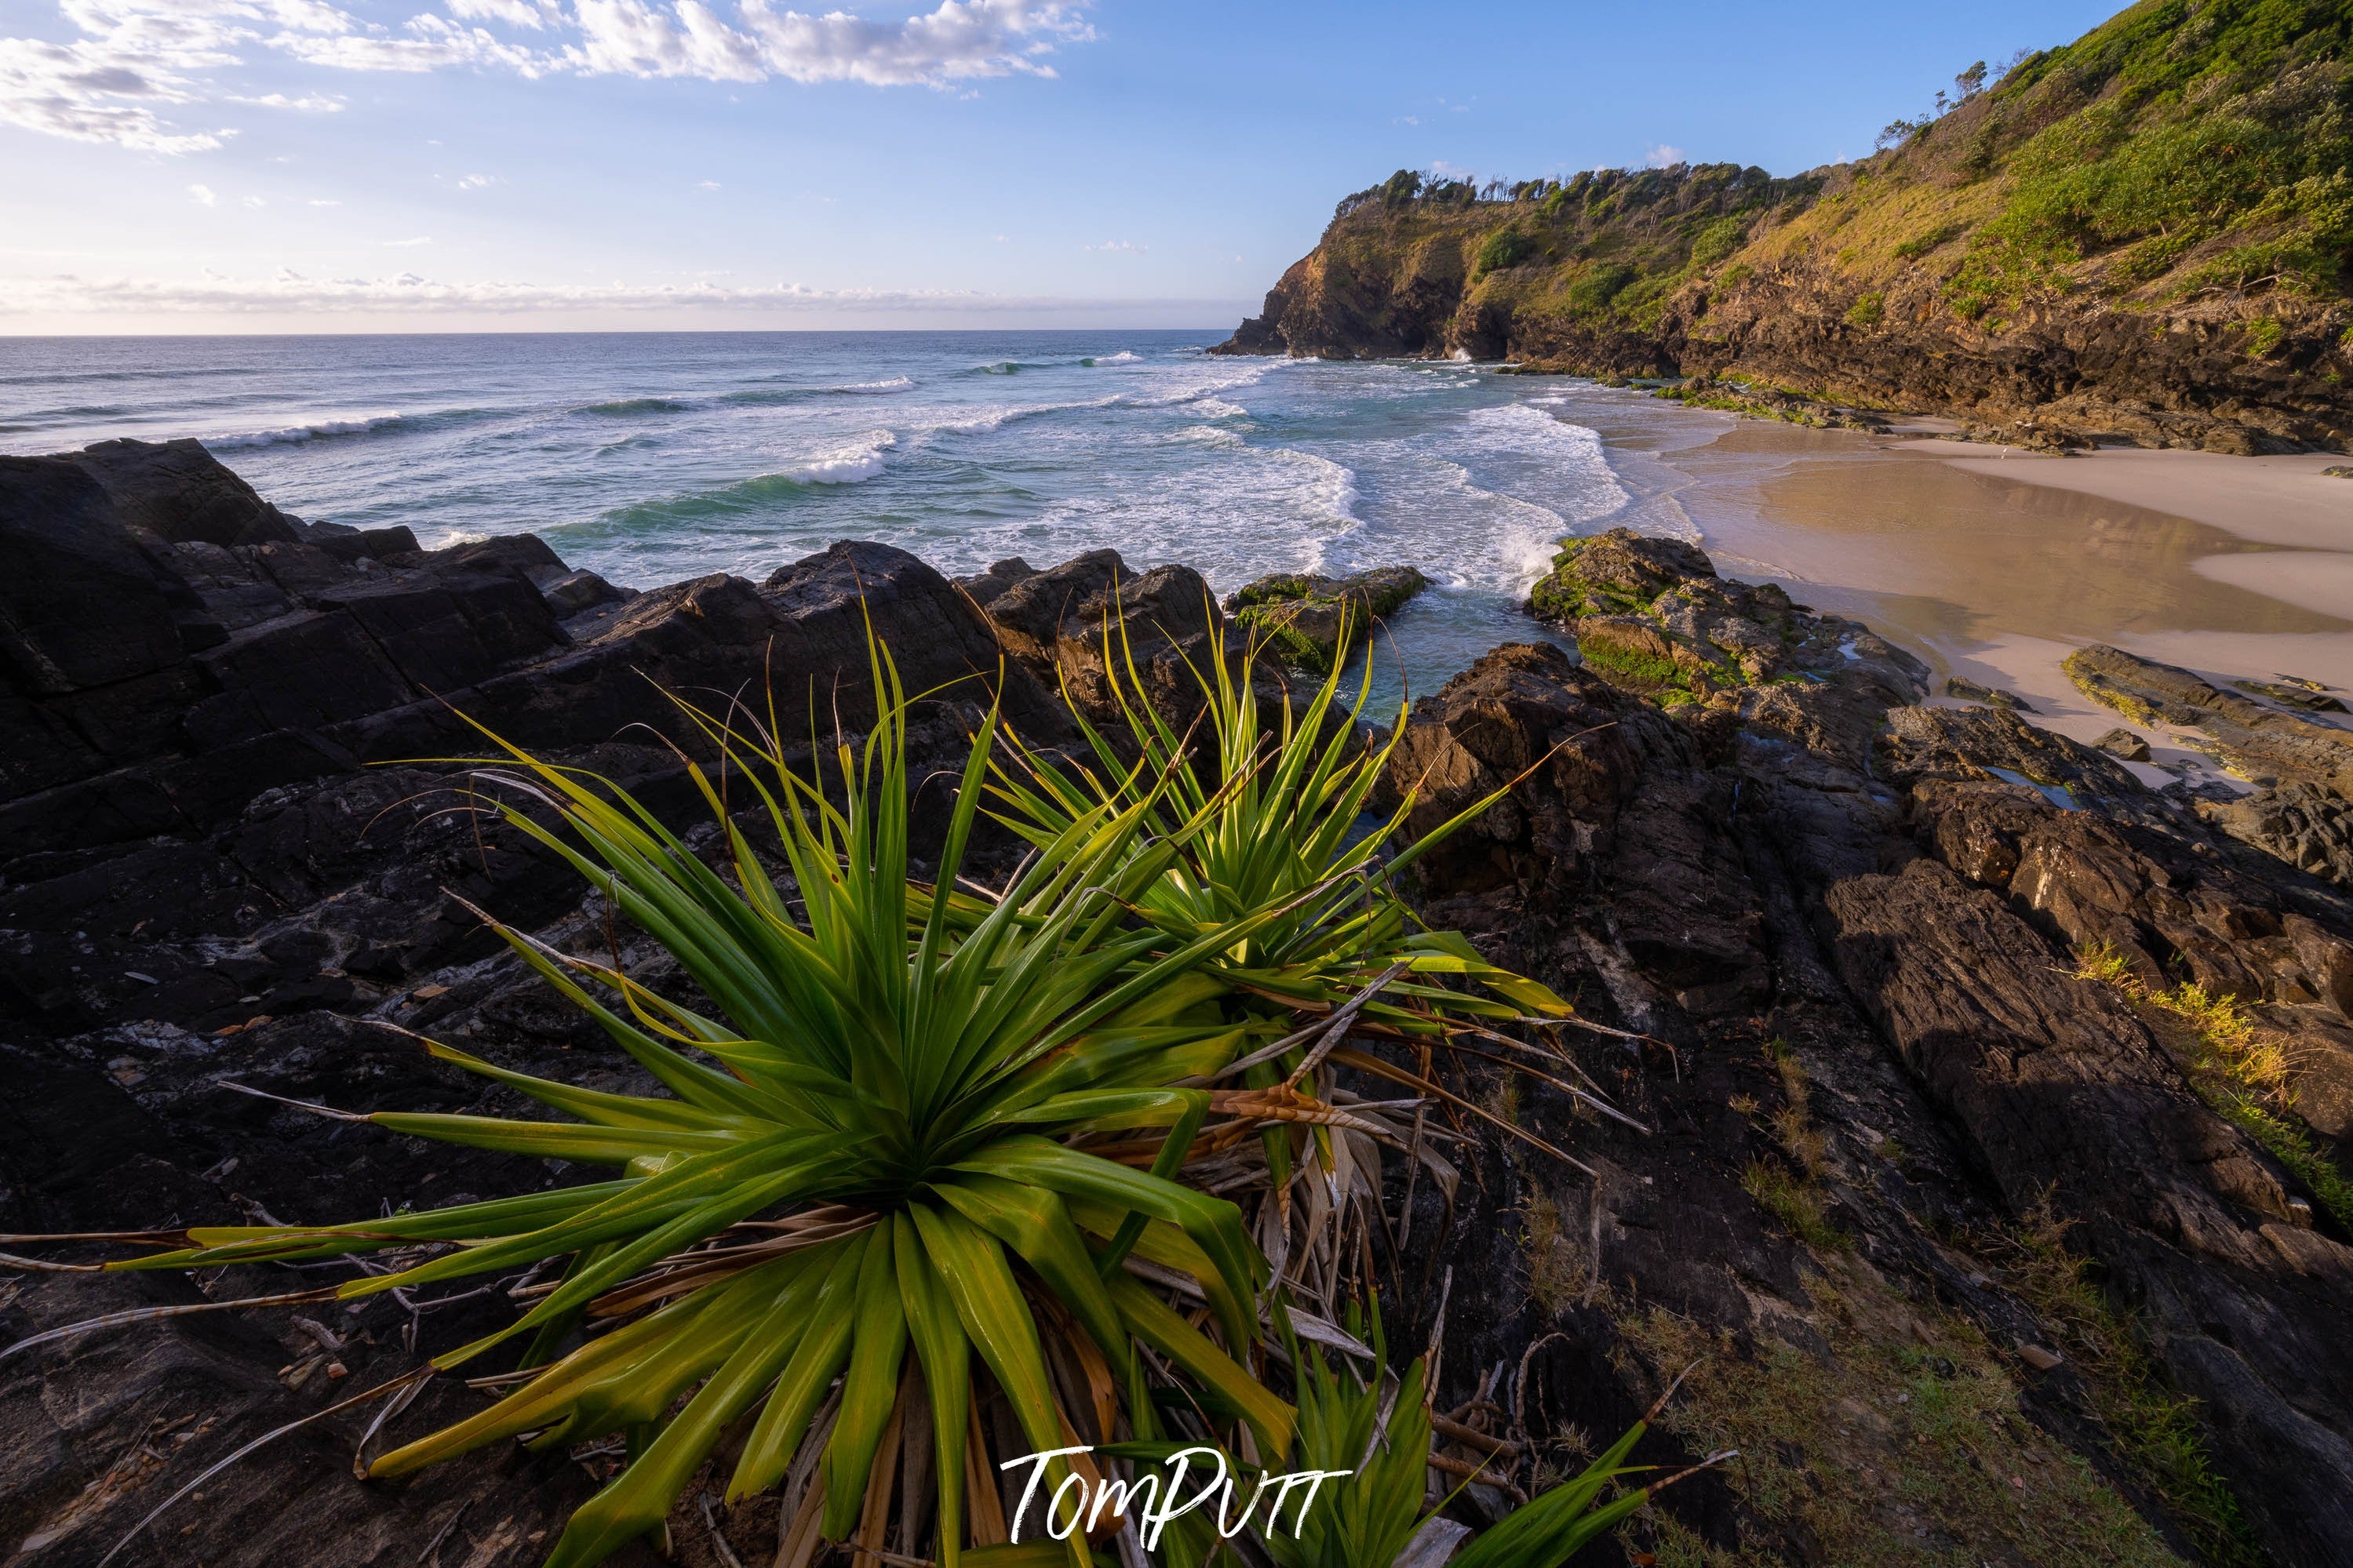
[987, 606, 1569, 1024]
[12, 616, 1681, 1566]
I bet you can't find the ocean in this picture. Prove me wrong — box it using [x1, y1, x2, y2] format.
[0, 329, 1710, 704]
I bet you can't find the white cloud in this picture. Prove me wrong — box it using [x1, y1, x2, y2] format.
[273, 16, 548, 76]
[241, 193, 265, 206]
[697, 178, 720, 189]
[1641, 144, 1686, 169]
[1086, 239, 1144, 253]
[558, 0, 1095, 88]
[307, 196, 339, 205]
[227, 89, 343, 109]
[456, 172, 497, 188]
[383, 235, 432, 246]
[0, 267, 1192, 318]
[449, 0, 560, 26]
[0, 0, 1097, 158]
[0, 1, 350, 153]
[188, 182, 217, 204]
[0, 35, 227, 152]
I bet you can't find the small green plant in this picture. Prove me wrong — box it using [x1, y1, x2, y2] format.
[1844, 292, 1885, 327]
[1688, 216, 1747, 269]
[1892, 223, 1962, 259]
[2070, 940, 2136, 987]
[1568, 261, 1640, 315]
[1127, 1305, 1719, 1568]
[1477, 224, 1539, 277]
[1739, 1041, 1848, 1250]
[2242, 316, 2285, 355]
[1740, 1160, 1846, 1250]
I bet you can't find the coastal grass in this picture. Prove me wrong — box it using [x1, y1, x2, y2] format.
[1617, 1258, 2187, 1568]
[1989, 1202, 2263, 1568]
[1736, 1039, 1850, 1253]
[2072, 941, 2353, 1232]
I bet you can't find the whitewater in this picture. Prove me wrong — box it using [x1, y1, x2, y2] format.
[0, 329, 1703, 700]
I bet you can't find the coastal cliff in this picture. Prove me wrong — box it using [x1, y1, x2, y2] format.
[6, 441, 2353, 1565]
[1217, 0, 2353, 453]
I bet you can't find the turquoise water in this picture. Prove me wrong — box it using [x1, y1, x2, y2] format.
[0, 330, 1703, 702]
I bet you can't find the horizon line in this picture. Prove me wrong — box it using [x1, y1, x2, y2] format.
[0, 322, 1250, 340]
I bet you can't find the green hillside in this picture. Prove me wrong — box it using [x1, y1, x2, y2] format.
[1221, 0, 2353, 451]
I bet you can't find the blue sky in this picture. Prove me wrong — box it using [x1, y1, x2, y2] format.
[0, 0, 2125, 333]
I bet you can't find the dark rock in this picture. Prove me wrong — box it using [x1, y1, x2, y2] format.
[1524, 528, 1714, 623]
[541, 568, 631, 617]
[2093, 726, 2154, 762]
[1523, 527, 1926, 765]
[2067, 642, 2353, 801]
[2205, 780, 2353, 889]
[1226, 564, 1428, 672]
[1386, 542, 2353, 1564]
[1883, 704, 2147, 813]
[976, 548, 1226, 724]
[1826, 857, 2353, 1559]
[2236, 678, 2350, 714]
[0, 457, 208, 694]
[426, 531, 568, 584]
[68, 437, 304, 548]
[1944, 676, 2036, 712]
[952, 557, 1038, 610]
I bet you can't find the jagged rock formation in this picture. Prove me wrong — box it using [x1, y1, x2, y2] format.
[6, 445, 2353, 1566]
[1386, 634, 2353, 1565]
[2067, 643, 2353, 796]
[1217, 0, 2353, 453]
[2065, 642, 2353, 886]
[951, 548, 1225, 723]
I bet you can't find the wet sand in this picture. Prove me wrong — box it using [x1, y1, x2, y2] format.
[1586, 408, 2353, 782]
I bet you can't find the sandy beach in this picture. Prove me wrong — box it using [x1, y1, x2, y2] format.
[1600, 412, 2353, 786]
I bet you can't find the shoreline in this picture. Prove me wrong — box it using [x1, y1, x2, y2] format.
[1591, 408, 2353, 791]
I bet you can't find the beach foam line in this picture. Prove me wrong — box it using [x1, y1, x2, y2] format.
[1458, 402, 1634, 529]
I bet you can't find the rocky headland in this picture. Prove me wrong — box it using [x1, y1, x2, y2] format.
[1214, 0, 2353, 456]
[5, 441, 2353, 1566]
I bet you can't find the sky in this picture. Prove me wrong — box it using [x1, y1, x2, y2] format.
[0, 0, 2128, 334]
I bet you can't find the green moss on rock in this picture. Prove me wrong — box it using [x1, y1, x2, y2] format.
[1228, 564, 1430, 672]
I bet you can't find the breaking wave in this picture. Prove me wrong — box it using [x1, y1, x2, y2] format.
[200, 406, 508, 450]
